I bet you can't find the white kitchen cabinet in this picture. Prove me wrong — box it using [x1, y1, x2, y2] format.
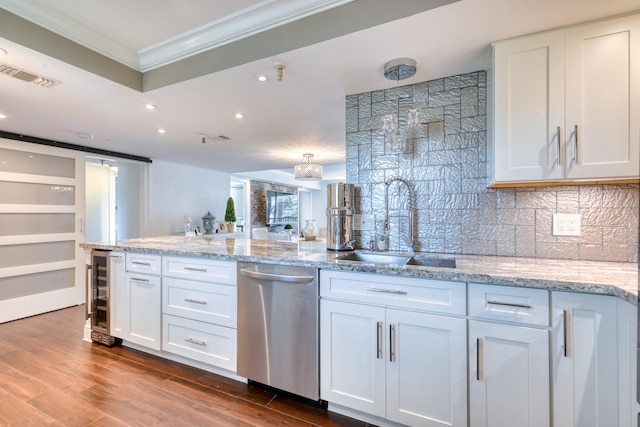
[468, 283, 550, 427]
[161, 256, 237, 372]
[468, 320, 550, 427]
[108, 251, 125, 337]
[320, 271, 467, 427]
[551, 291, 620, 427]
[491, 13, 639, 185]
[122, 253, 162, 350]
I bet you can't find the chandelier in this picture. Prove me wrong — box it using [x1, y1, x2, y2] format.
[294, 153, 323, 180]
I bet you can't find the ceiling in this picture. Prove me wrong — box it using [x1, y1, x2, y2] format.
[0, 0, 637, 176]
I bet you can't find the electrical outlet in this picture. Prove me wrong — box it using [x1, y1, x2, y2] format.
[354, 214, 375, 231]
[552, 213, 581, 236]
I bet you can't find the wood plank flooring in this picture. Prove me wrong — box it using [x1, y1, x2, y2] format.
[0, 305, 372, 426]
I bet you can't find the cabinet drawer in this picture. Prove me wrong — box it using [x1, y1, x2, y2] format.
[468, 283, 549, 326]
[320, 270, 466, 315]
[162, 277, 236, 328]
[126, 253, 161, 275]
[163, 256, 237, 285]
[162, 314, 236, 371]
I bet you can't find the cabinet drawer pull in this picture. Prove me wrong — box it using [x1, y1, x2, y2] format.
[109, 255, 123, 259]
[486, 300, 533, 309]
[366, 287, 408, 295]
[476, 337, 482, 381]
[563, 309, 570, 357]
[184, 338, 206, 347]
[376, 321, 382, 359]
[130, 277, 149, 283]
[184, 267, 207, 272]
[184, 298, 207, 305]
[132, 261, 151, 266]
[555, 126, 561, 165]
[389, 324, 395, 362]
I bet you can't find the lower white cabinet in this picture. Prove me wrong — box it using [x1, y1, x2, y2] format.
[162, 314, 236, 371]
[551, 291, 620, 427]
[108, 251, 125, 337]
[468, 320, 550, 427]
[321, 299, 467, 427]
[123, 271, 162, 350]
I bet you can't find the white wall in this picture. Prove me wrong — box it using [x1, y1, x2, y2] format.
[85, 163, 113, 242]
[147, 160, 230, 236]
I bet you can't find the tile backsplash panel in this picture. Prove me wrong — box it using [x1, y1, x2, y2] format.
[346, 71, 638, 262]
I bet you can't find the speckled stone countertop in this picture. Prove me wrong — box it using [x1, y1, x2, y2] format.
[81, 235, 638, 305]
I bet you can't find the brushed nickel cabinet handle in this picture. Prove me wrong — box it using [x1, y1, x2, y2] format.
[476, 337, 482, 381]
[389, 324, 396, 363]
[184, 267, 207, 272]
[109, 255, 123, 259]
[563, 309, 570, 357]
[573, 124, 579, 164]
[184, 298, 207, 305]
[132, 261, 151, 266]
[556, 126, 561, 165]
[376, 321, 382, 359]
[130, 277, 149, 283]
[185, 338, 206, 346]
[366, 287, 408, 295]
[487, 300, 533, 309]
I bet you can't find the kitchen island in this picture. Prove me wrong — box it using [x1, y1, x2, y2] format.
[80, 236, 638, 427]
[81, 235, 637, 303]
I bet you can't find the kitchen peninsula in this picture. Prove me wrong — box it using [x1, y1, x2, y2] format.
[81, 236, 638, 427]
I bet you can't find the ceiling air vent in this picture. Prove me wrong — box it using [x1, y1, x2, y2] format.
[0, 63, 60, 88]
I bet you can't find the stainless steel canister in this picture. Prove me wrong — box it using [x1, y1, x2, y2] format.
[326, 182, 355, 251]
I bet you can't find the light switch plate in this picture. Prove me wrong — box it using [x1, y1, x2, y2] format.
[552, 213, 581, 236]
[354, 214, 375, 231]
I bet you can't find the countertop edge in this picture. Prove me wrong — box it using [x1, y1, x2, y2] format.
[81, 240, 638, 305]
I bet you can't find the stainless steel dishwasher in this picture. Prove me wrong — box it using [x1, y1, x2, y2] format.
[237, 262, 320, 401]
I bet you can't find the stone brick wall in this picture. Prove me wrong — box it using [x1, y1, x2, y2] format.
[346, 71, 638, 262]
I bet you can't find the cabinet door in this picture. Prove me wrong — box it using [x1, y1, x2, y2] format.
[551, 292, 618, 427]
[386, 309, 467, 427]
[109, 252, 126, 337]
[492, 30, 565, 183]
[125, 272, 161, 350]
[469, 320, 550, 427]
[320, 300, 385, 417]
[565, 14, 640, 179]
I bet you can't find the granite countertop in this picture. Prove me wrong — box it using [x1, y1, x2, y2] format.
[81, 235, 639, 305]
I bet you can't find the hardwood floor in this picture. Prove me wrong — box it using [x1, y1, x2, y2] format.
[0, 305, 371, 427]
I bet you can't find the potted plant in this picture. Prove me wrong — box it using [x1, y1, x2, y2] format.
[284, 223, 293, 235]
[225, 197, 236, 232]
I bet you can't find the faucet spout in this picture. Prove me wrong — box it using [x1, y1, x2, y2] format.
[384, 177, 416, 252]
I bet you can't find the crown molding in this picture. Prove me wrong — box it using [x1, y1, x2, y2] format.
[0, 0, 353, 71]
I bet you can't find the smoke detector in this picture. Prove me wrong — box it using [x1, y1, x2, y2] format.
[0, 62, 60, 88]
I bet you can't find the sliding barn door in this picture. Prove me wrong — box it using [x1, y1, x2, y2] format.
[0, 138, 85, 322]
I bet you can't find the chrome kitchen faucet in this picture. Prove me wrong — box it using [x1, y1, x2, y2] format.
[384, 176, 416, 252]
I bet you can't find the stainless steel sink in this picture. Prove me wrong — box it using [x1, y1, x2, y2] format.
[336, 252, 456, 268]
[406, 256, 456, 268]
[336, 252, 411, 265]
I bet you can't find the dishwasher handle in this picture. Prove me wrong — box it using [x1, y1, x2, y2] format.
[239, 268, 315, 283]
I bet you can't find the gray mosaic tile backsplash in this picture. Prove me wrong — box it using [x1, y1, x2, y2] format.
[346, 71, 639, 262]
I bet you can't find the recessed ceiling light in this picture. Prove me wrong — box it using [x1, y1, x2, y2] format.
[0, 48, 7, 56]
[145, 103, 157, 111]
[0, 113, 6, 119]
[257, 75, 267, 82]
[157, 128, 166, 134]
[235, 113, 244, 119]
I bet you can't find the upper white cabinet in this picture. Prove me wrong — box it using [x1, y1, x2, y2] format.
[490, 13, 640, 185]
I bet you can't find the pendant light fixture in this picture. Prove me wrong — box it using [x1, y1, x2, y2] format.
[382, 58, 419, 153]
[294, 153, 323, 180]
